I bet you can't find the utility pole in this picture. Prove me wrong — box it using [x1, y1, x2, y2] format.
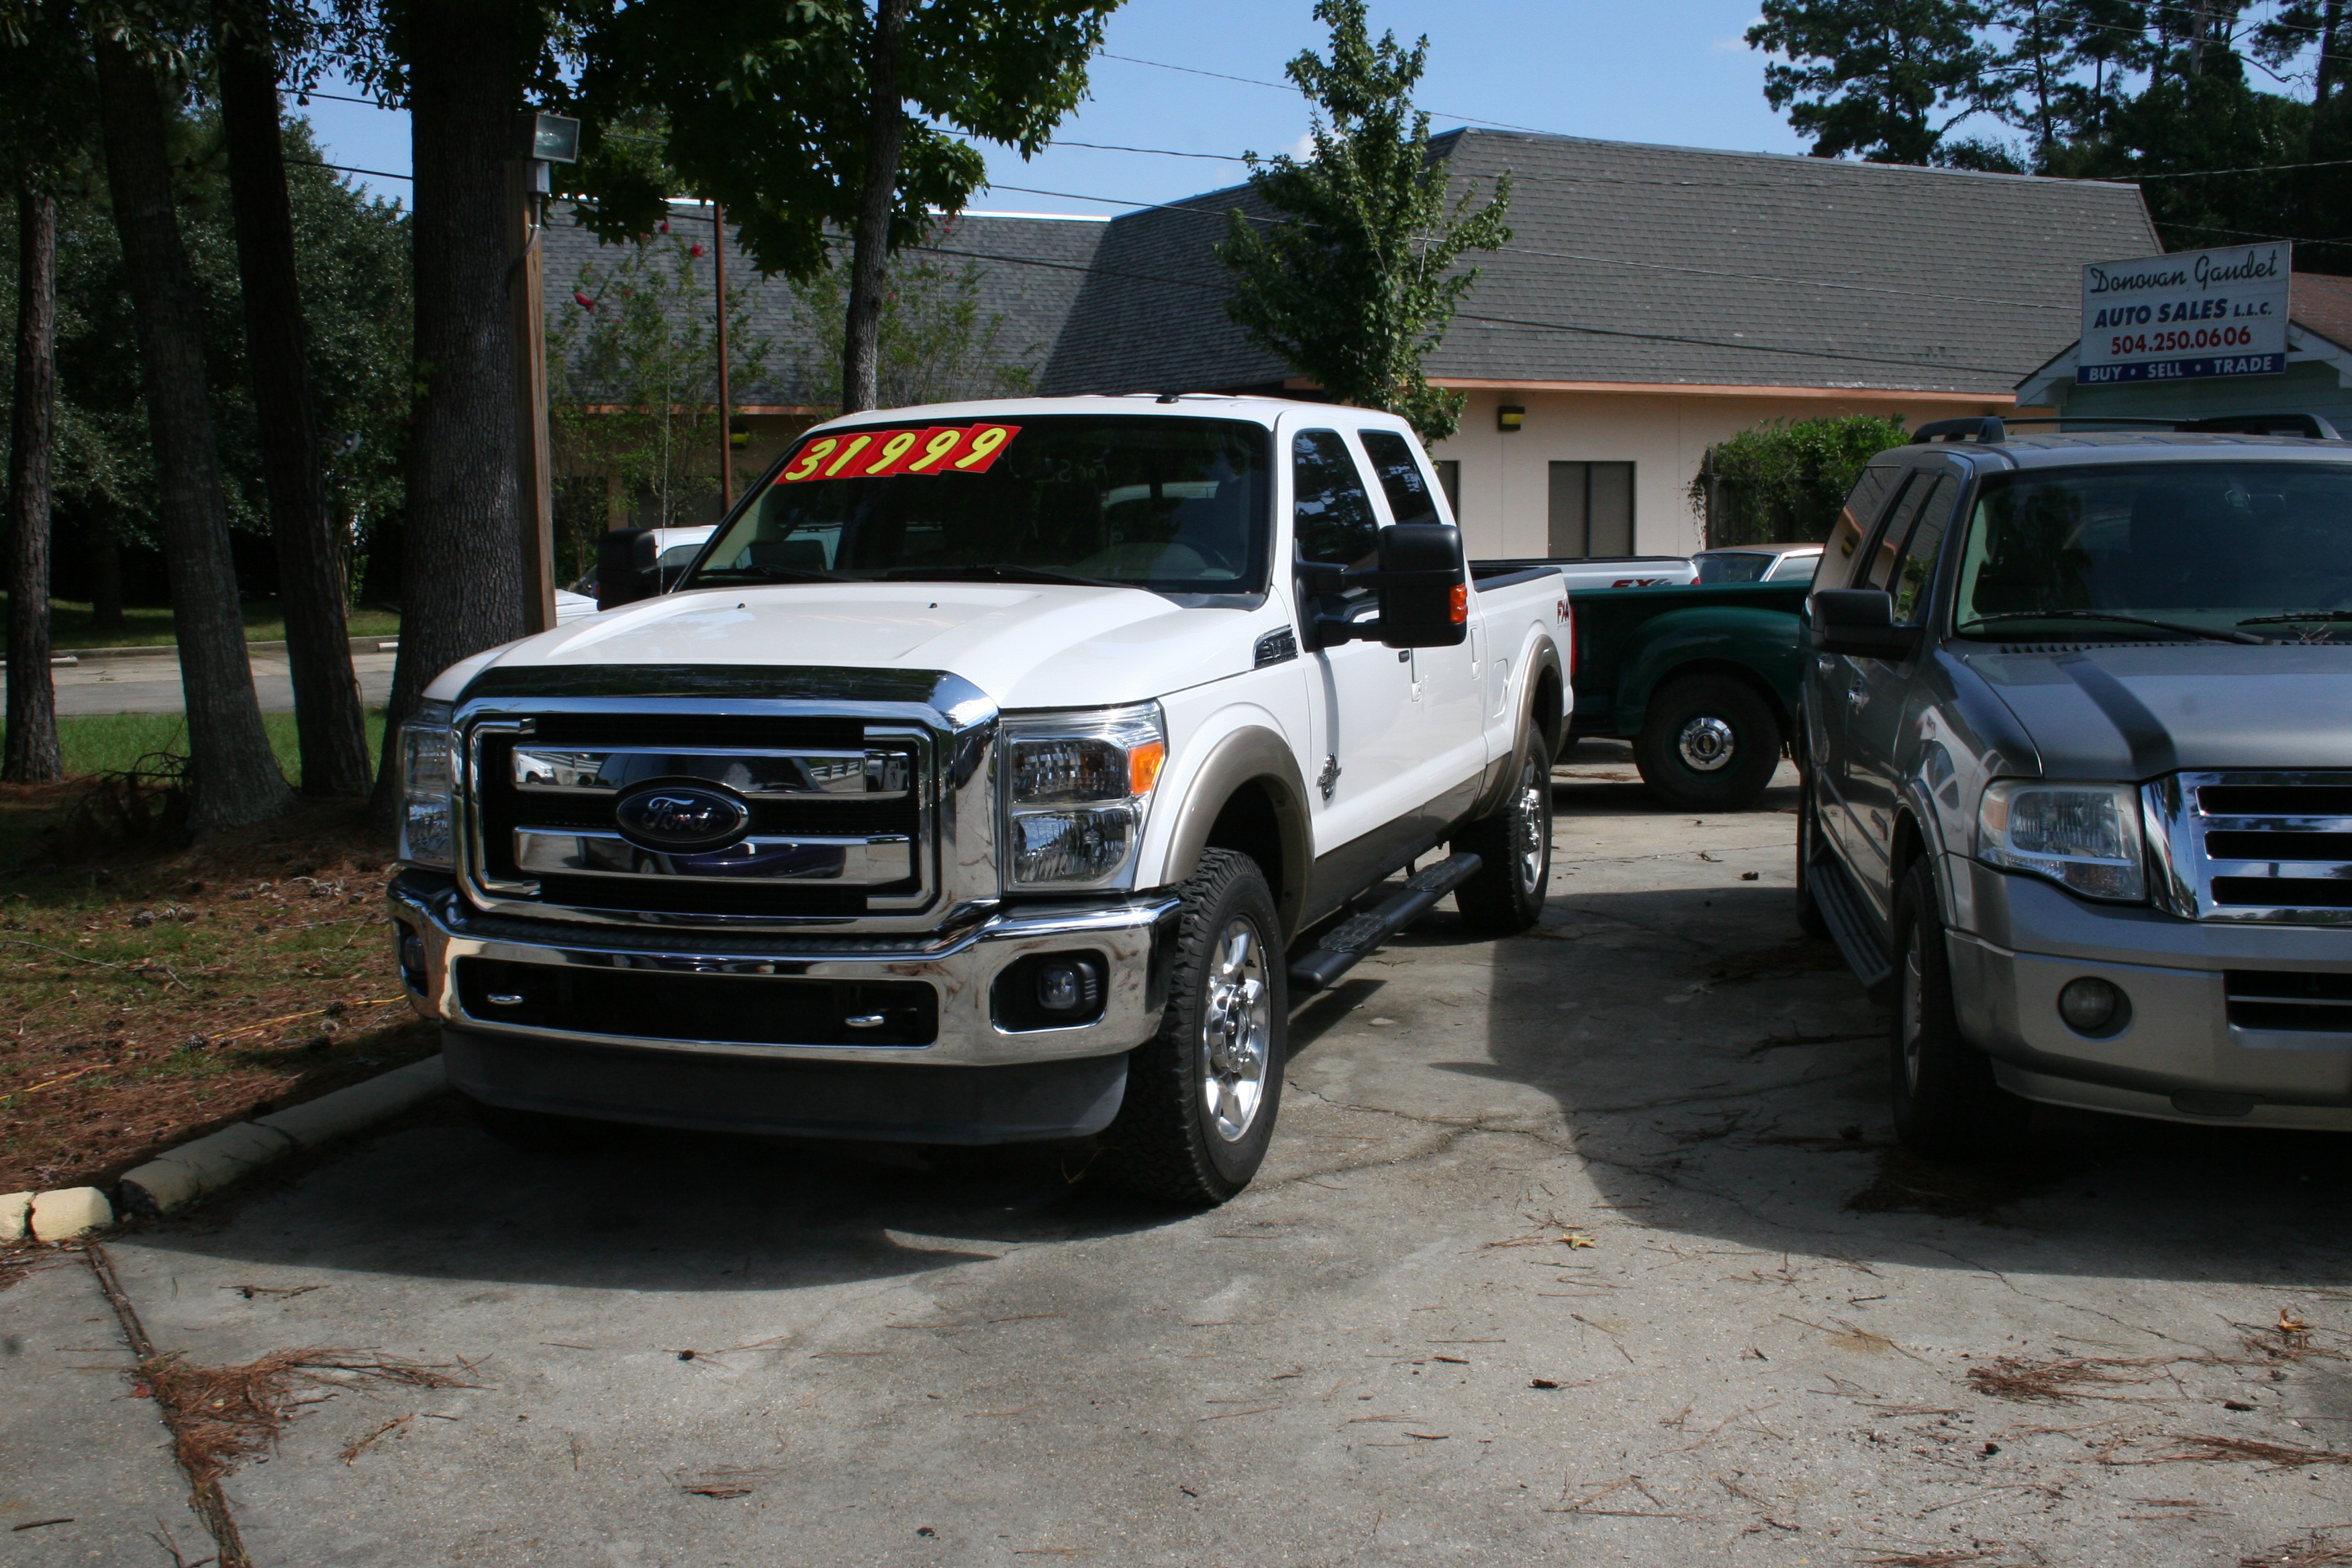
[714, 199, 733, 510]
[510, 111, 578, 633]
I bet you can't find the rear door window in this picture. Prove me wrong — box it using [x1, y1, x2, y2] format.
[1358, 428, 1442, 527]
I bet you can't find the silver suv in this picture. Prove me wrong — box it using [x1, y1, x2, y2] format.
[1802, 418, 2352, 1155]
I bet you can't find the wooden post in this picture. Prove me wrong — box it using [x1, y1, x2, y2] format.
[507, 159, 556, 632]
[714, 199, 732, 510]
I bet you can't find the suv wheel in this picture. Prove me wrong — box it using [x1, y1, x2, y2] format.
[1452, 733, 1553, 934]
[1633, 673, 1783, 812]
[1890, 858, 2027, 1159]
[1107, 848, 1286, 1205]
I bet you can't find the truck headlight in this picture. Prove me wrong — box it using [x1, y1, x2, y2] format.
[397, 701, 457, 871]
[1976, 779, 2145, 902]
[1000, 703, 1167, 891]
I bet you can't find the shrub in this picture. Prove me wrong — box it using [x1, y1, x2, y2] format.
[1690, 415, 1910, 547]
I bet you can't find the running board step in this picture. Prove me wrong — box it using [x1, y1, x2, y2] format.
[1288, 853, 1484, 995]
[1809, 842, 1894, 1005]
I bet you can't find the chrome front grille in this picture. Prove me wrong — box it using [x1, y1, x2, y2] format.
[2147, 771, 2352, 924]
[449, 675, 999, 932]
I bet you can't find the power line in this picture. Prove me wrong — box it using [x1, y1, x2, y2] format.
[1097, 51, 1568, 139]
[292, 156, 411, 183]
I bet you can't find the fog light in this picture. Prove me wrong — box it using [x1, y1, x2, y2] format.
[2057, 976, 2127, 1036]
[1036, 959, 1102, 1014]
[398, 930, 427, 991]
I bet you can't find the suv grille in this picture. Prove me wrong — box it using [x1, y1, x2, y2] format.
[2225, 970, 2352, 1032]
[2152, 771, 2352, 924]
[465, 712, 933, 924]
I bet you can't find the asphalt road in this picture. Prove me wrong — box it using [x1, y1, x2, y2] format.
[11, 742, 2352, 1567]
[16, 648, 399, 717]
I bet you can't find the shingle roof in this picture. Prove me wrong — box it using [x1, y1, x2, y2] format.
[1042, 130, 2159, 397]
[541, 203, 1106, 407]
[2291, 271, 2352, 352]
[542, 132, 2161, 404]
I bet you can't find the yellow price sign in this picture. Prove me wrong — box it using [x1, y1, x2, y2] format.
[775, 424, 1023, 483]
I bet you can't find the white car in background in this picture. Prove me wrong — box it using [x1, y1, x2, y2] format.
[555, 525, 717, 622]
[1691, 542, 1823, 583]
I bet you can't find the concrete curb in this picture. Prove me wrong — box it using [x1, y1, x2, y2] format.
[8, 633, 396, 666]
[117, 1055, 446, 1219]
[2, 1186, 114, 1240]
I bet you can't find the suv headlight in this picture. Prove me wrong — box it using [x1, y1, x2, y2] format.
[397, 701, 457, 871]
[1976, 779, 2145, 902]
[1000, 703, 1167, 891]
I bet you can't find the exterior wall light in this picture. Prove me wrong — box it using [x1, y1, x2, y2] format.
[1497, 405, 1525, 432]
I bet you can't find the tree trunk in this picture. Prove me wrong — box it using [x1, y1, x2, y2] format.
[218, 21, 372, 798]
[366, 0, 528, 834]
[840, 0, 912, 414]
[93, 39, 292, 833]
[3, 186, 59, 784]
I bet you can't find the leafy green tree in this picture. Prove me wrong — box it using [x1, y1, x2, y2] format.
[785, 246, 1037, 414]
[1689, 415, 1910, 548]
[546, 228, 770, 557]
[1749, 0, 1992, 162]
[1216, 0, 1510, 446]
[562, 0, 1117, 413]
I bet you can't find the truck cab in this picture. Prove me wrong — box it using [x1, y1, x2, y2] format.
[1801, 422, 2352, 1155]
[389, 396, 1567, 1203]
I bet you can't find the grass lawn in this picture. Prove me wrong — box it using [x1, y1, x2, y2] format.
[0, 595, 400, 650]
[37, 709, 391, 782]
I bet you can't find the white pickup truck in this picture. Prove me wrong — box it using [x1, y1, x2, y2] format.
[389, 395, 1569, 1202]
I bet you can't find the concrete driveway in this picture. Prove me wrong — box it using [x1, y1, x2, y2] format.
[15, 742, 2352, 1567]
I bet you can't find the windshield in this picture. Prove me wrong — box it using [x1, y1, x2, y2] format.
[687, 414, 1272, 597]
[1696, 551, 1774, 584]
[1953, 462, 2352, 641]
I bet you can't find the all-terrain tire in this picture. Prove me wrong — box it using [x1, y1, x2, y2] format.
[1451, 732, 1553, 934]
[1106, 848, 1287, 1206]
[1633, 672, 1783, 812]
[1795, 738, 1830, 939]
[1889, 858, 2029, 1159]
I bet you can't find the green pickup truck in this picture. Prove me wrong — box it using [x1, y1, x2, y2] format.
[1564, 579, 1810, 812]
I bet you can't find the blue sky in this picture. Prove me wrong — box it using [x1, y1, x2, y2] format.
[297, 1, 1798, 216]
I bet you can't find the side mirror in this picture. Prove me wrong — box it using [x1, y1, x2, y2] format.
[1811, 588, 1923, 660]
[1375, 523, 1469, 649]
[597, 528, 660, 610]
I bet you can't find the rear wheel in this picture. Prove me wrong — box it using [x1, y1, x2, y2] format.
[1633, 673, 1783, 812]
[1890, 859, 2028, 1159]
[1453, 733, 1553, 934]
[1107, 848, 1286, 1206]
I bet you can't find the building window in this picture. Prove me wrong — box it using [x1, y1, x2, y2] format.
[1434, 459, 1461, 520]
[1548, 461, 1635, 558]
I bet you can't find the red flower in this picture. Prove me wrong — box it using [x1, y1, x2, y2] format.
[658, 219, 669, 233]
[689, 243, 703, 257]
[573, 291, 595, 311]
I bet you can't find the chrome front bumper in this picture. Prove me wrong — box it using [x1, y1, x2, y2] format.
[1946, 853, 2352, 1129]
[389, 874, 1177, 1068]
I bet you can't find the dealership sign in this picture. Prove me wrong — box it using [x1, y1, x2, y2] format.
[2077, 244, 2290, 385]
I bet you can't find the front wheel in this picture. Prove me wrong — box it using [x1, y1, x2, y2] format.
[1106, 848, 1287, 1205]
[1633, 673, 1783, 812]
[1452, 733, 1553, 934]
[1890, 858, 2028, 1159]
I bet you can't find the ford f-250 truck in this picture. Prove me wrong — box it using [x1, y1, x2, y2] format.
[1802, 418, 2352, 1157]
[389, 396, 1568, 1204]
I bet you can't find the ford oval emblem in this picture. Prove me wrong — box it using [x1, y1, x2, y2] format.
[614, 782, 752, 852]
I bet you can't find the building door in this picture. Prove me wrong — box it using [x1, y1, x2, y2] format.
[1548, 461, 1635, 558]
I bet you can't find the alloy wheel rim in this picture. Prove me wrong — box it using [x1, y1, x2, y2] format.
[1516, 756, 1548, 893]
[1200, 917, 1273, 1143]
[1677, 714, 1737, 773]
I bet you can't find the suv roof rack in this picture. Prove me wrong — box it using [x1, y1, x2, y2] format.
[1918, 412, 2345, 442]
[1912, 416, 2007, 444]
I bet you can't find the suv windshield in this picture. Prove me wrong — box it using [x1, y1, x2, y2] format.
[1953, 461, 2352, 641]
[687, 414, 1272, 597]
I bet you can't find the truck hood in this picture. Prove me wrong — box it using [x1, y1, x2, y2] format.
[435, 581, 1261, 710]
[1958, 641, 2352, 777]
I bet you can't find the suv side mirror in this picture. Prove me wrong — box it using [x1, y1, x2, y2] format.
[597, 528, 660, 610]
[1811, 588, 1923, 660]
[1375, 523, 1469, 649]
